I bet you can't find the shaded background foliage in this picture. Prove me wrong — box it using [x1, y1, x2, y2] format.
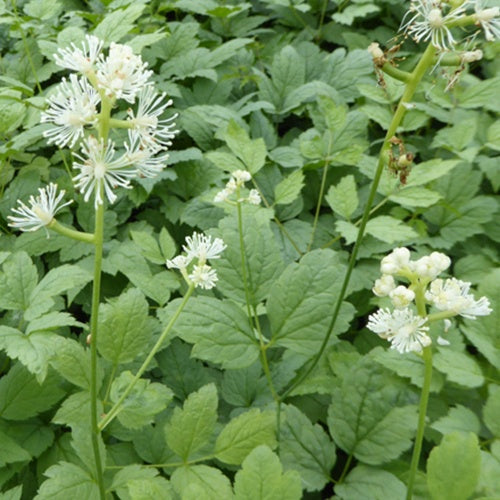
[0, 0, 499, 498]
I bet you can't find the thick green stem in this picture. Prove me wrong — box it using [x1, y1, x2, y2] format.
[98, 285, 195, 431]
[406, 345, 433, 499]
[48, 219, 95, 243]
[279, 43, 437, 401]
[89, 202, 105, 500]
[381, 63, 411, 83]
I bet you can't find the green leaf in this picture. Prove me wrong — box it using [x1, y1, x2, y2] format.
[164, 384, 218, 460]
[25, 311, 82, 334]
[432, 118, 477, 151]
[433, 349, 484, 388]
[326, 175, 359, 219]
[274, 169, 304, 205]
[110, 371, 173, 429]
[483, 385, 500, 437]
[23, 0, 61, 19]
[0, 252, 37, 311]
[0, 327, 59, 382]
[461, 269, 500, 370]
[159, 227, 176, 261]
[459, 77, 500, 112]
[267, 249, 354, 355]
[93, 3, 146, 43]
[97, 288, 155, 365]
[111, 465, 169, 499]
[327, 358, 417, 464]
[389, 187, 442, 208]
[234, 445, 302, 500]
[214, 409, 276, 465]
[170, 465, 233, 500]
[365, 215, 418, 243]
[130, 230, 165, 265]
[406, 159, 461, 186]
[0, 429, 31, 466]
[206, 151, 246, 172]
[52, 392, 96, 429]
[50, 338, 103, 391]
[214, 207, 284, 305]
[221, 363, 270, 408]
[126, 476, 173, 500]
[335, 465, 406, 500]
[280, 405, 336, 492]
[0, 485, 22, 500]
[166, 296, 259, 369]
[35, 462, 99, 500]
[332, 3, 380, 25]
[427, 432, 481, 500]
[0, 363, 65, 420]
[224, 120, 267, 175]
[431, 405, 481, 436]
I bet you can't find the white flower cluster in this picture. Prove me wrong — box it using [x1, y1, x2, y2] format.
[166, 232, 226, 289]
[214, 170, 261, 206]
[8, 183, 72, 233]
[40, 35, 177, 208]
[401, 0, 500, 51]
[368, 247, 492, 354]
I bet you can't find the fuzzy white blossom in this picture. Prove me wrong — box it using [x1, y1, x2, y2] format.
[127, 85, 178, 151]
[73, 136, 135, 207]
[95, 42, 152, 103]
[247, 189, 262, 205]
[373, 274, 397, 297]
[474, 0, 500, 41]
[232, 170, 251, 184]
[41, 74, 100, 148]
[54, 35, 103, 73]
[380, 247, 412, 275]
[390, 285, 416, 309]
[188, 264, 219, 290]
[8, 183, 72, 232]
[425, 278, 492, 319]
[166, 255, 192, 270]
[410, 251, 451, 280]
[367, 307, 431, 354]
[182, 232, 226, 263]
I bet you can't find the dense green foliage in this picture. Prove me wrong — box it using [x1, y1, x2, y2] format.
[0, 0, 499, 498]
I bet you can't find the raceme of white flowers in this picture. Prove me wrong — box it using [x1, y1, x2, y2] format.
[166, 232, 227, 289]
[367, 247, 492, 354]
[214, 169, 261, 206]
[40, 35, 176, 206]
[401, 0, 500, 51]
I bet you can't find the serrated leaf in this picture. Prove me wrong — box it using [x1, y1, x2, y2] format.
[171, 465, 233, 500]
[50, 338, 103, 391]
[365, 215, 418, 243]
[0, 363, 65, 420]
[280, 405, 336, 492]
[0, 327, 59, 382]
[35, 462, 99, 500]
[459, 77, 500, 112]
[427, 432, 481, 500]
[110, 371, 173, 429]
[97, 288, 154, 365]
[389, 187, 441, 208]
[0, 252, 37, 311]
[111, 464, 161, 498]
[406, 159, 460, 186]
[165, 384, 218, 460]
[224, 120, 267, 175]
[52, 392, 100, 430]
[93, 3, 146, 43]
[433, 349, 484, 388]
[267, 249, 354, 355]
[214, 409, 276, 465]
[327, 358, 417, 464]
[0, 429, 31, 467]
[214, 207, 284, 305]
[332, 3, 380, 25]
[326, 175, 358, 219]
[0, 485, 23, 500]
[165, 296, 259, 369]
[274, 169, 304, 205]
[483, 385, 500, 437]
[130, 230, 165, 265]
[431, 405, 481, 436]
[234, 445, 302, 500]
[335, 465, 406, 500]
[159, 227, 176, 261]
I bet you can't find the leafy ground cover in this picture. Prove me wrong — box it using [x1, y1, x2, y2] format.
[0, 0, 499, 498]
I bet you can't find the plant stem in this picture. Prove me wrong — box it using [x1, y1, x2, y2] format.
[89, 201, 105, 500]
[279, 42, 437, 401]
[98, 284, 195, 431]
[406, 345, 433, 499]
[48, 219, 95, 243]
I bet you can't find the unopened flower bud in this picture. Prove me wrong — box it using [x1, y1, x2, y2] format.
[389, 285, 416, 309]
[373, 275, 396, 297]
